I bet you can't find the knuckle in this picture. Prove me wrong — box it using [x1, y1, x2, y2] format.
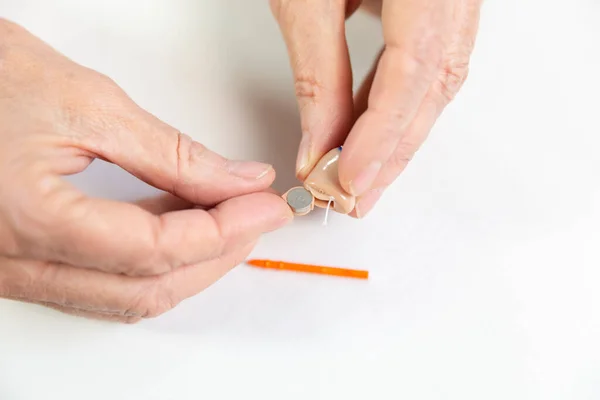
[387, 34, 444, 78]
[294, 73, 323, 104]
[206, 208, 230, 255]
[387, 146, 413, 173]
[173, 131, 189, 191]
[138, 207, 225, 278]
[72, 67, 123, 99]
[365, 106, 410, 140]
[92, 70, 118, 88]
[170, 132, 205, 197]
[415, 39, 444, 72]
[58, 69, 138, 144]
[386, 105, 412, 128]
[142, 218, 176, 276]
[436, 60, 470, 103]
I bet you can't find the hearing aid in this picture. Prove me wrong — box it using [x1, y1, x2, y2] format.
[282, 146, 356, 216]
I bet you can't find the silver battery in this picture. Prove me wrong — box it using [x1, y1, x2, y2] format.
[285, 186, 314, 215]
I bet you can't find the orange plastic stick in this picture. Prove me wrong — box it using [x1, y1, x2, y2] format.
[246, 259, 368, 280]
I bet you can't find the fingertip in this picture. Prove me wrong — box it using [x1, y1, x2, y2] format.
[348, 161, 382, 196]
[354, 187, 385, 218]
[259, 192, 295, 230]
[338, 111, 392, 196]
[216, 192, 293, 233]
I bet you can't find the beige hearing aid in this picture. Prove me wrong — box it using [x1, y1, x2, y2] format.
[283, 146, 356, 216]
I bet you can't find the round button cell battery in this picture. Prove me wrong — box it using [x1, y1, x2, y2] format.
[285, 186, 314, 215]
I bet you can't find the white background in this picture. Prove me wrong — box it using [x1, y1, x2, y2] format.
[1, 1, 599, 399]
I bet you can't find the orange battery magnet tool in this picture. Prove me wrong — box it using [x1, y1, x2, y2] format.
[246, 259, 368, 280]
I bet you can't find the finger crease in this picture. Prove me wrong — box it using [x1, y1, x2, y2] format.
[174, 131, 183, 195]
[150, 214, 173, 273]
[294, 74, 324, 104]
[207, 209, 228, 258]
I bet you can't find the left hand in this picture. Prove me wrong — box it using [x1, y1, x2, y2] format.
[0, 19, 292, 322]
[270, 0, 483, 217]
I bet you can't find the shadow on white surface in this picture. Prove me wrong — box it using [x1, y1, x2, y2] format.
[235, 82, 303, 192]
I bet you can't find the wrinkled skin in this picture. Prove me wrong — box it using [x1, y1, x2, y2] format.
[1, 0, 482, 322]
[0, 19, 293, 322]
[270, 0, 483, 217]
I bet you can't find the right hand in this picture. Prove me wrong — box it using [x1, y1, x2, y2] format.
[0, 19, 293, 323]
[270, 0, 481, 218]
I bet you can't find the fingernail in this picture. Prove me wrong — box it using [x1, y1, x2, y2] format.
[355, 187, 385, 219]
[227, 161, 273, 179]
[349, 161, 382, 196]
[296, 135, 312, 178]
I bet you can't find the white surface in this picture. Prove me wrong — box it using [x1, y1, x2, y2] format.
[1, 1, 599, 399]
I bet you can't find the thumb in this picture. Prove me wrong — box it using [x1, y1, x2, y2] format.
[270, 0, 354, 180]
[86, 111, 276, 206]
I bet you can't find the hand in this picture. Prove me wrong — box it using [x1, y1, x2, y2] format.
[0, 19, 292, 323]
[270, 0, 483, 217]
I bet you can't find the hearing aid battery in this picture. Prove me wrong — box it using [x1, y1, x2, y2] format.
[284, 186, 314, 215]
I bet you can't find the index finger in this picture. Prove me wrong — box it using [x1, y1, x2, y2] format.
[11, 179, 293, 276]
[270, 0, 355, 179]
[339, 0, 450, 196]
